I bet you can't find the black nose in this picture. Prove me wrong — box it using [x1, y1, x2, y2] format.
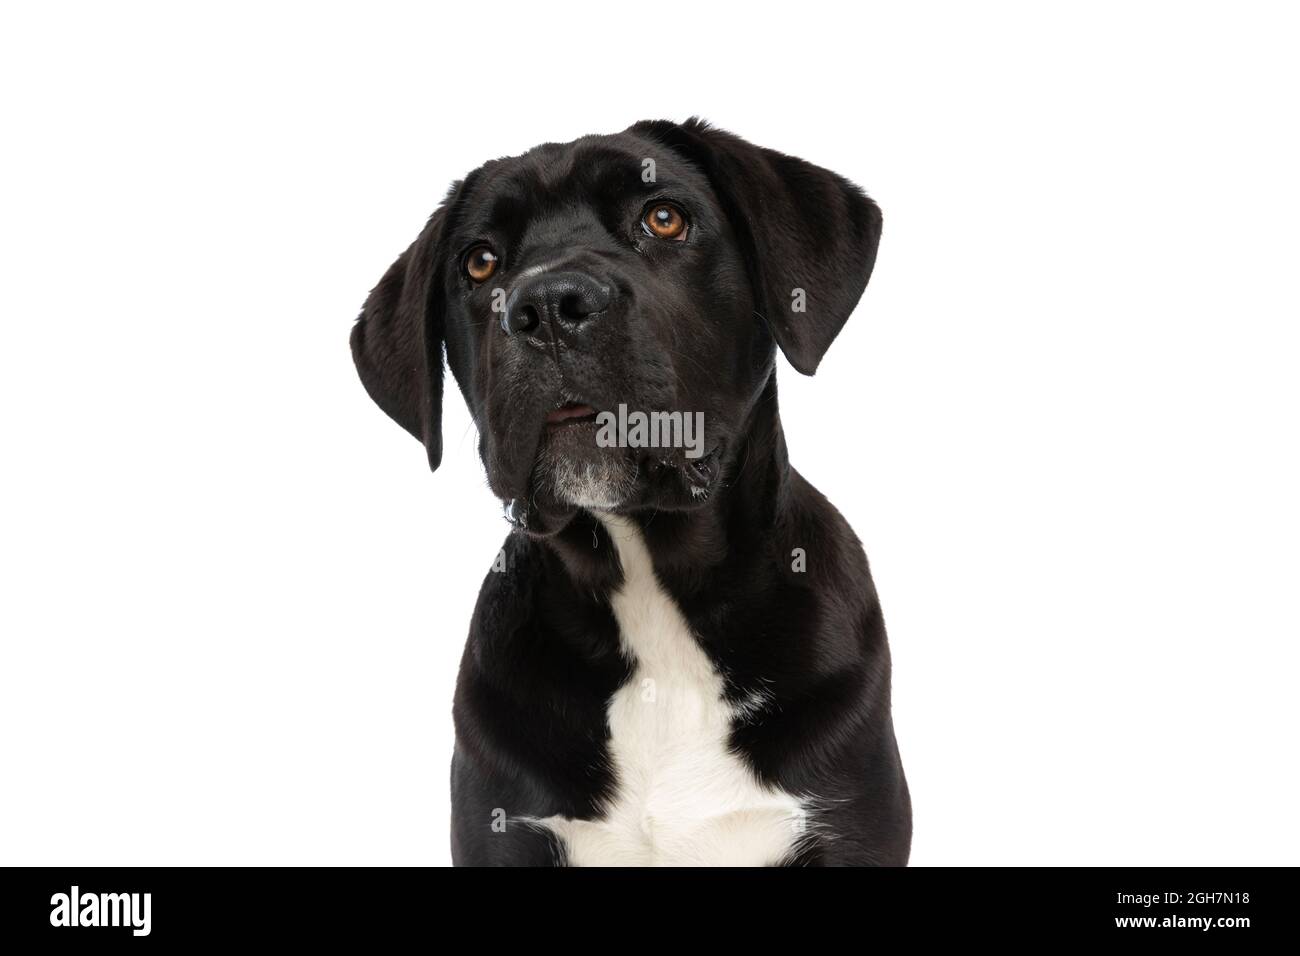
[502, 271, 611, 336]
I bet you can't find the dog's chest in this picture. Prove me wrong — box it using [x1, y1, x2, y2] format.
[540, 516, 805, 866]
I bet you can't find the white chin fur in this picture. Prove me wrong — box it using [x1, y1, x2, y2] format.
[547, 456, 636, 509]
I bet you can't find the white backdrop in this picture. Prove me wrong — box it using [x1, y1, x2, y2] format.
[2, 1, 1297, 866]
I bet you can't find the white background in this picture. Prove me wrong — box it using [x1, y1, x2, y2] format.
[2, 1, 1297, 866]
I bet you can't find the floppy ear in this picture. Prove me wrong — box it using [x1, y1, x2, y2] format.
[350, 207, 448, 471]
[633, 118, 882, 375]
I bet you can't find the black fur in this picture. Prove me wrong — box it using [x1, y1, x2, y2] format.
[352, 119, 910, 866]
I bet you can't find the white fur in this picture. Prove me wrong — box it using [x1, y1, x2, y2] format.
[548, 457, 633, 510]
[534, 514, 808, 866]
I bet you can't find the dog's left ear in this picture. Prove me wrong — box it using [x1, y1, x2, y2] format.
[350, 204, 450, 472]
[633, 118, 882, 375]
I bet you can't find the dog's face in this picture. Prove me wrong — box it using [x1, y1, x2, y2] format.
[352, 119, 881, 532]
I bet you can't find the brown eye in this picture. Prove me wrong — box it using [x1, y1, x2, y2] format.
[464, 245, 498, 283]
[643, 202, 688, 240]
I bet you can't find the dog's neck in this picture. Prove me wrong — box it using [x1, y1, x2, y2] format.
[537, 373, 790, 600]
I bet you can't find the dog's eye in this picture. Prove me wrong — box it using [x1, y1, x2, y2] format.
[464, 245, 499, 283]
[642, 203, 688, 241]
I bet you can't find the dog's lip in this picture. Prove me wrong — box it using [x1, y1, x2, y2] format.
[545, 402, 597, 426]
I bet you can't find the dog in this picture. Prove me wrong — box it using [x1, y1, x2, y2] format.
[351, 119, 911, 866]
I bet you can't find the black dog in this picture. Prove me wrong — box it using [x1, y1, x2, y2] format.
[352, 119, 910, 866]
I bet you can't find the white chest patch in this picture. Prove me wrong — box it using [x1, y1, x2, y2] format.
[535, 515, 808, 866]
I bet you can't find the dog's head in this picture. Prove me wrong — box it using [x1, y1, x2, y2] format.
[351, 119, 881, 531]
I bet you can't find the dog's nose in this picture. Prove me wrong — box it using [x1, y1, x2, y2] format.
[501, 271, 611, 337]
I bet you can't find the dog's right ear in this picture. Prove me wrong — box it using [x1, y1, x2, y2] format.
[350, 205, 450, 472]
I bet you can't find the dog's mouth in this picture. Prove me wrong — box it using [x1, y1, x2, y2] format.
[545, 402, 598, 428]
[497, 388, 727, 534]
